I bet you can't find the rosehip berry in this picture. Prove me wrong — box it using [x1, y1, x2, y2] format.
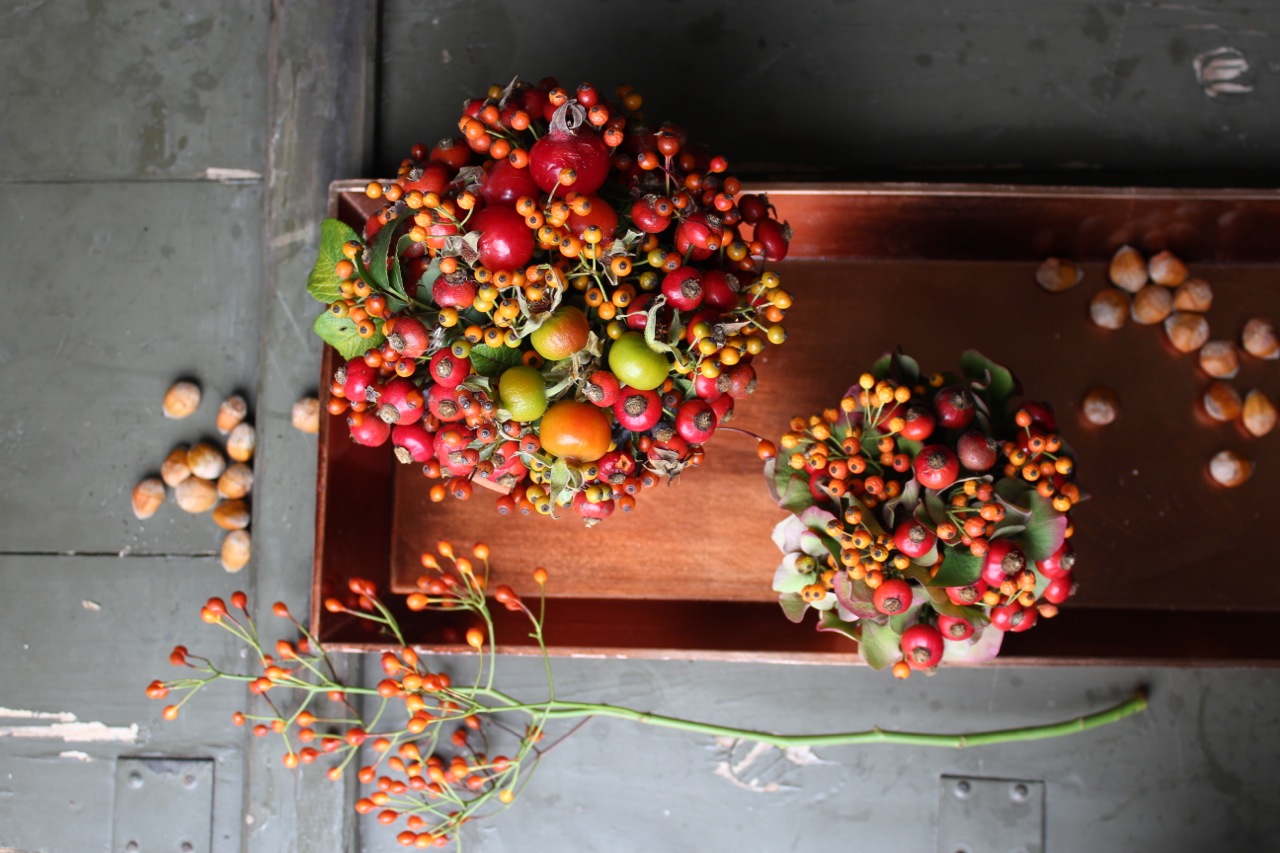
[1020, 400, 1058, 431]
[753, 217, 790, 261]
[945, 579, 989, 606]
[582, 369, 622, 407]
[934, 385, 975, 429]
[428, 348, 470, 389]
[427, 383, 465, 422]
[375, 377, 425, 425]
[661, 267, 704, 312]
[1042, 572, 1075, 604]
[724, 363, 757, 399]
[528, 104, 612, 195]
[893, 519, 937, 559]
[387, 316, 431, 360]
[1036, 542, 1075, 579]
[693, 371, 724, 402]
[392, 423, 435, 464]
[900, 624, 945, 670]
[347, 410, 391, 447]
[630, 196, 670, 234]
[956, 430, 997, 471]
[899, 405, 936, 441]
[989, 602, 1029, 632]
[468, 206, 534, 271]
[614, 388, 662, 432]
[709, 393, 735, 426]
[700, 270, 739, 311]
[914, 445, 960, 491]
[982, 539, 1028, 587]
[432, 271, 478, 309]
[572, 490, 615, 520]
[674, 399, 717, 444]
[936, 613, 975, 641]
[479, 158, 540, 207]
[873, 578, 913, 615]
[736, 193, 768, 225]
[339, 356, 379, 404]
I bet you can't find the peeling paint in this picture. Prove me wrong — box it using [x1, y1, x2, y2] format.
[80, 600, 101, 611]
[204, 166, 264, 182]
[711, 737, 830, 793]
[1193, 47, 1253, 98]
[58, 750, 94, 762]
[0, 708, 139, 744]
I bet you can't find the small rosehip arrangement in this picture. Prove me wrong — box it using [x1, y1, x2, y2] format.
[307, 77, 792, 522]
[770, 351, 1081, 677]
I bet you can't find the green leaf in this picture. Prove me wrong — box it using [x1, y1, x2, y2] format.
[961, 350, 1019, 407]
[469, 343, 523, 378]
[858, 619, 902, 670]
[773, 466, 814, 516]
[368, 211, 411, 291]
[307, 219, 360, 303]
[995, 477, 1033, 506]
[415, 257, 443, 303]
[925, 546, 983, 587]
[1017, 492, 1068, 562]
[817, 609, 861, 643]
[387, 235, 419, 300]
[312, 310, 384, 361]
[883, 478, 920, 530]
[832, 571, 880, 619]
[778, 593, 808, 624]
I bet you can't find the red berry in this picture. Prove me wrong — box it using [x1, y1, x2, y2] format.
[432, 272, 478, 309]
[674, 399, 717, 444]
[426, 384, 465, 422]
[736, 193, 768, 225]
[339, 357, 379, 404]
[982, 539, 1028, 587]
[613, 388, 662, 432]
[528, 104, 612, 195]
[629, 196, 671, 234]
[900, 624, 945, 670]
[1036, 543, 1075, 580]
[661, 267, 704, 312]
[347, 410, 391, 447]
[914, 445, 959, 491]
[375, 377, 425, 425]
[391, 422, 435, 464]
[402, 161, 451, 195]
[700, 270, 739, 311]
[934, 385, 975, 429]
[956, 430, 997, 471]
[872, 578, 913, 615]
[936, 613, 974, 641]
[387, 317, 431, 360]
[479, 158, 540, 207]
[893, 519, 936, 559]
[468, 206, 534, 270]
[899, 405, 936, 441]
[753, 217, 790, 261]
[565, 194, 618, 240]
[1042, 572, 1075, 604]
[945, 579, 988, 607]
[1020, 400, 1058, 431]
[428, 349, 470, 389]
[572, 490, 615, 520]
[582, 370, 621, 407]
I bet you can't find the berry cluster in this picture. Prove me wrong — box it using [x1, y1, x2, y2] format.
[770, 351, 1081, 677]
[308, 77, 792, 522]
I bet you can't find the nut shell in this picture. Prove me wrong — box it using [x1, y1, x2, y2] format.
[1081, 387, 1120, 426]
[187, 442, 227, 481]
[221, 530, 251, 573]
[1202, 381, 1242, 422]
[174, 477, 218, 513]
[1208, 449, 1252, 488]
[162, 380, 202, 419]
[1147, 250, 1188, 287]
[1164, 312, 1210, 353]
[226, 423, 256, 462]
[160, 445, 191, 487]
[1173, 278, 1213, 313]
[1242, 390, 1277, 438]
[1090, 288, 1130, 330]
[216, 395, 249, 434]
[1130, 285, 1173, 325]
[212, 499, 251, 531]
[1035, 257, 1083, 293]
[131, 477, 166, 519]
[1109, 245, 1148, 293]
[217, 462, 254, 499]
[1198, 340, 1239, 379]
[1241, 318, 1278, 360]
[292, 397, 321, 434]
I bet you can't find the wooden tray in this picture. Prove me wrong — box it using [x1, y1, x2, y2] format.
[313, 182, 1280, 664]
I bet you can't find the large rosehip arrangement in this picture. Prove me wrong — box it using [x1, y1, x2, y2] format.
[769, 352, 1081, 677]
[307, 77, 793, 522]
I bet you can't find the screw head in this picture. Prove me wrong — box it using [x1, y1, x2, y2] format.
[954, 779, 972, 798]
[1011, 782, 1030, 802]
[128, 772, 144, 789]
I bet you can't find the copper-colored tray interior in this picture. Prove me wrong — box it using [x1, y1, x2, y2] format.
[314, 183, 1280, 664]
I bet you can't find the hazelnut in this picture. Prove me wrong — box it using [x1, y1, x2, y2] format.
[217, 462, 254, 499]
[1109, 245, 1148, 293]
[226, 423, 256, 462]
[131, 477, 166, 519]
[1130, 285, 1173, 325]
[186, 442, 227, 481]
[1208, 449, 1253, 488]
[1081, 387, 1120, 426]
[160, 445, 191, 487]
[1202, 381, 1242, 422]
[1164, 312, 1210, 353]
[292, 397, 321, 434]
[1147, 250, 1188, 287]
[1173, 278, 1213, 313]
[216, 395, 249, 435]
[1036, 257, 1083, 293]
[1198, 340, 1239, 379]
[174, 477, 218, 513]
[212, 499, 251, 531]
[1241, 318, 1278, 360]
[221, 530, 251, 573]
[1090, 288, 1130, 330]
[1242, 390, 1277, 438]
[162, 380, 201, 419]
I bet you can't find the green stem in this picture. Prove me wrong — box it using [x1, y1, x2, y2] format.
[525, 691, 1147, 750]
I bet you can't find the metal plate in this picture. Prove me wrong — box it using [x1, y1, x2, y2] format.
[112, 758, 214, 853]
[938, 775, 1045, 853]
